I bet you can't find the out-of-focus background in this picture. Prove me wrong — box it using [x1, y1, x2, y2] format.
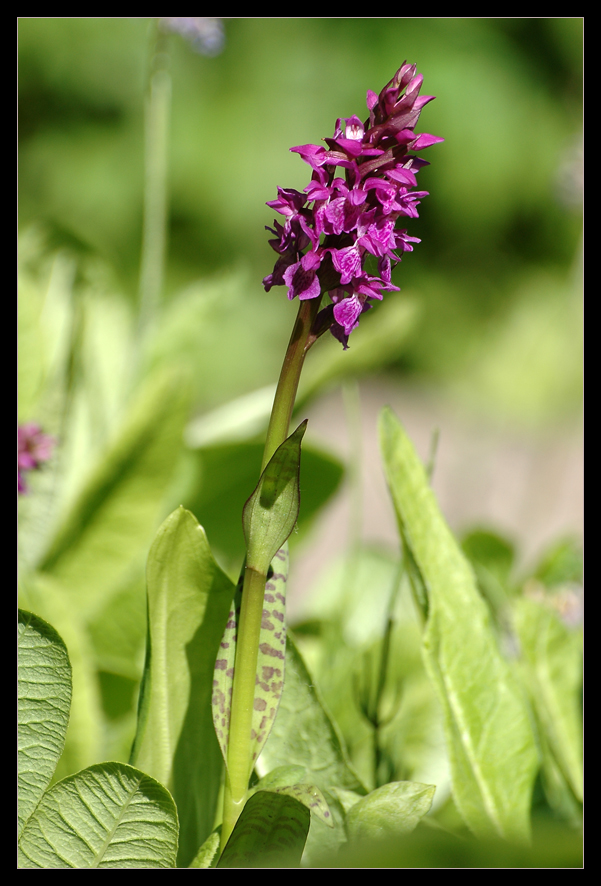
[19, 16, 582, 599]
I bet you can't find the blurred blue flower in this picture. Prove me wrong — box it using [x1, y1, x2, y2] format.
[160, 17, 225, 56]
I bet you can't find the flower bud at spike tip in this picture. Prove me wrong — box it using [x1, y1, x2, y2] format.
[263, 64, 442, 349]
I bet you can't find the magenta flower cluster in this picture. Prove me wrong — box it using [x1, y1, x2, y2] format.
[263, 63, 443, 347]
[18, 424, 55, 494]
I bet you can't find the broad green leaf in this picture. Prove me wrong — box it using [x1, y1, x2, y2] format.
[18, 762, 178, 869]
[18, 574, 104, 781]
[513, 597, 582, 802]
[217, 791, 310, 868]
[243, 421, 307, 573]
[345, 781, 435, 842]
[188, 830, 221, 868]
[130, 506, 235, 868]
[18, 610, 72, 836]
[37, 369, 190, 614]
[258, 634, 366, 862]
[379, 407, 538, 842]
[213, 545, 288, 773]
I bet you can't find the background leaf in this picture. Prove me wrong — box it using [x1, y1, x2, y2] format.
[258, 634, 366, 863]
[293, 546, 448, 796]
[130, 506, 234, 867]
[379, 407, 538, 842]
[317, 819, 583, 868]
[513, 597, 582, 803]
[37, 369, 190, 612]
[18, 610, 72, 836]
[18, 762, 178, 869]
[188, 830, 221, 868]
[217, 791, 310, 868]
[345, 781, 435, 842]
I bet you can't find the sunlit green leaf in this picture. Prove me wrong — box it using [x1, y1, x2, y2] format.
[513, 597, 582, 802]
[37, 369, 190, 615]
[130, 506, 234, 867]
[18, 610, 72, 837]
[18, 762, 178, 869]
[188, 830, 220, 868]
[217, 791, 309, 868]
[379, 407, 538, 842]
[345, 781, 435, 842]
[18, 574, 104, 781]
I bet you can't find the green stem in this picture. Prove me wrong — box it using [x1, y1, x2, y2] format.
[138, 24, 171, 335]
[220, 294, 322, 852]
[261, 296, 322, 471]
[221, 564, 269, 848]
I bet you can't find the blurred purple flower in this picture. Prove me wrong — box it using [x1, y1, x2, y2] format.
[263, 62, 443, 347]
[18, 424, 55, 494]
[160, 17, 225, 56]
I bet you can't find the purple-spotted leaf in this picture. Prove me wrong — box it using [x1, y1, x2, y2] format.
[212, 545, 289, 769]
[242, 421, 307, 573]
[248, 766, 334, 826]
[271, 784, 334, 828]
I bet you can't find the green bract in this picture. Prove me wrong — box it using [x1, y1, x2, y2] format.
[243, 420, 307, 573]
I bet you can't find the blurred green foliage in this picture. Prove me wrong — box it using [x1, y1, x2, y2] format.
[19, 18, 582, 424]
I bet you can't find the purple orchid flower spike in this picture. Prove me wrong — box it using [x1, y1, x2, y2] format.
[263, 62, 443, 347]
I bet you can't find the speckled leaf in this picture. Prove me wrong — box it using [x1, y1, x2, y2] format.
[18, 762, 178, 869]
[212, 545, 289, 770]
[272, 784, 334, 827]
[249, 767, 334, 826]
[217, 790, 309, 868]
[18, 610, 72, 837]
[242, 421, 307, 573]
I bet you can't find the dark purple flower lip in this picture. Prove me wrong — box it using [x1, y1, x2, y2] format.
[264, 63, 443, 346]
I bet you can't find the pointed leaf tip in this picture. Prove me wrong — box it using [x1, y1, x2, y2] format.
[243, 421, 307, 573]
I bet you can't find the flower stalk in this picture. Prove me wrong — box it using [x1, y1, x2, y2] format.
[261, 295, 323, 471]
[218, 60, 441, 854]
